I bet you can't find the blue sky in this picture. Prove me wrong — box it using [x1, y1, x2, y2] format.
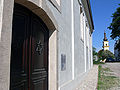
[90, 0, 120, 53]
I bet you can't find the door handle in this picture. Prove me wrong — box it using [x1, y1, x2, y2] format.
[35, 40, 44, 55]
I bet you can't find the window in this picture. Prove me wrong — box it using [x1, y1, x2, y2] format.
[80, 3, 85, 41]
[80, 13, 85, 40]
[80, 12, 84, 40]
[86, 26, 89, 47]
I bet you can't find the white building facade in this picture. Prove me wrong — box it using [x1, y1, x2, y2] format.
[0, 0, 94, 90]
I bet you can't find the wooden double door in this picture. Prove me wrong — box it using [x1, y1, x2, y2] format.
[10, 4, 48, 90]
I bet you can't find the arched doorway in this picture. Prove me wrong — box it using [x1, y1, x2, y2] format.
[10, 3, 48, 90]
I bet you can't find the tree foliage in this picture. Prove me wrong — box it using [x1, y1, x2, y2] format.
[97, 50, 115, 60]
[97, 50, 103, 59]
[93, 47, 97, 56]
[108, 4, 120, 50]
[93, 47, 98, 61]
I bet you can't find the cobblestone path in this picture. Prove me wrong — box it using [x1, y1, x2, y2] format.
[74, 65, 98, 90]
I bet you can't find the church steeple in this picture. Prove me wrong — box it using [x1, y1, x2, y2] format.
[104, 30, 108, 41]
[103, 30, 109, 50]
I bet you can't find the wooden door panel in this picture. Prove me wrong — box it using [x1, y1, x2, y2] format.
[32, 78, 47, 90]
[11, 3, 48, 90]
[11, 82, 26, 90]
[10, 11, 29, 90]
[31, 16, 48, 90]
[31, 18, 45, 70]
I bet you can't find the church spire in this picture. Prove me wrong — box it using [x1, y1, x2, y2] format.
[104, 30, 107, 41]
[103, 30, 109, 50]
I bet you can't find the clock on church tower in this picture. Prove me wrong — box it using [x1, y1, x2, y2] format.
[103, 31, 109, 50]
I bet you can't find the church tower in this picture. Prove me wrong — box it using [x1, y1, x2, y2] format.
[103, 31, 109, 50]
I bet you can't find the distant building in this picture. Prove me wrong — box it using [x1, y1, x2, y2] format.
[114, 40, 120, 61]
[103, 31, 109, 50]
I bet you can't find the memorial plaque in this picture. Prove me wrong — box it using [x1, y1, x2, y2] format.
[61, 54, 66, 71]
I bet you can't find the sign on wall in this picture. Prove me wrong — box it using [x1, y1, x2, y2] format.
[61, 54, 66, 71]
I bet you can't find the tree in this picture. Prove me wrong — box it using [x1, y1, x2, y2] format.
[108, 4, 120, 50]
[97, 50, 115, 60]
[93, 47, 98, 61]
[93, 47, 97, 56]
[97, 50, 103, 59]
[102, 50, 115, 59]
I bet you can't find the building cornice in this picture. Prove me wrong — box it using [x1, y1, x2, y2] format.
[103, 41, 109, 42]
[103, 46, 110, 47]
[79, 0, 94, 33]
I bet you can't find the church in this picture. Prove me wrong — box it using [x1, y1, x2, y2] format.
[103, 31, 109, 50]
[0, 0, 94, 90]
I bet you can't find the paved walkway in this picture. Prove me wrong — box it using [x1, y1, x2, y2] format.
[74, 65, 98, 90]
[102, 63, 120, 78]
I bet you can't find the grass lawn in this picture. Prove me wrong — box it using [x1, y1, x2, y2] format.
[97, 65, 120, 90]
